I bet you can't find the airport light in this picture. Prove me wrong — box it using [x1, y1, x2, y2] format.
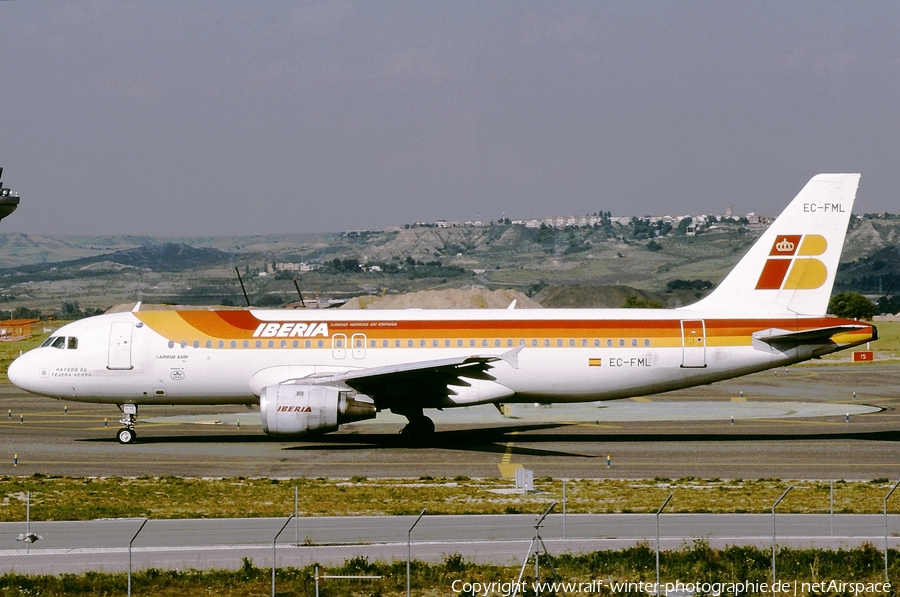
[656, 492, 673, 592]
[272, 515, 294, 597]
[407, 508, 426, 597]
[884, 479, 900, 582]
[771, 486, 793, 586]
[128, 518, 148, 597]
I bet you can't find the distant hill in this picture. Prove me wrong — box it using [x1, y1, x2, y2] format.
[0, 214, 897, 314]
[0, 243, 231, 274]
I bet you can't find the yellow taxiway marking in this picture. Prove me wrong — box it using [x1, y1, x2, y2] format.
[731, 397, 747, 402]
[630, 397, 652, 403]
[498, 431, 522, 478]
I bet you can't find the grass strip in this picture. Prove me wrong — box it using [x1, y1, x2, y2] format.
[2, 544, 899, 596]
[3, 475, 900, 521]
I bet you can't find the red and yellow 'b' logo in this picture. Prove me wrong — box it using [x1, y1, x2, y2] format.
[755, 234, 828, 290]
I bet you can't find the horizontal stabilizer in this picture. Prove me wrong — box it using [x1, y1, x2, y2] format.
[753, 324, 874, 348]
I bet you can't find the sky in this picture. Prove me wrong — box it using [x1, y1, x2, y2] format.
[1, 1, 899, 236]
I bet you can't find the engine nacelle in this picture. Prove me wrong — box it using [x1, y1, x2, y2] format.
[259, 384, 376, 437]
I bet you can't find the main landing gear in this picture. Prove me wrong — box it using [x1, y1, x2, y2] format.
[398, 409, 435, 446]
[117, 404, 138, 444]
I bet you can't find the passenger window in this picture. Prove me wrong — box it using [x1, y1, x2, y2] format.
[67, 337, 78, 350]
[51, 337, 66, 349]
[41, 336, 57, 348]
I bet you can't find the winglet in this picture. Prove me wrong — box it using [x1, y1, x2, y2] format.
[680, 174, 860, 316]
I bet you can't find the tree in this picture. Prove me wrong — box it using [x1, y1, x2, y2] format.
[828, 291, 878, 320]
[621, 295, 663, 309]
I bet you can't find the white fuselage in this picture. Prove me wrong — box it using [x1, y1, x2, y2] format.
[7, 308, 873, 409]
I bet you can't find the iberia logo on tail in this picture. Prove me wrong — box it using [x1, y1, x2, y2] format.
[755, 234, 828, 290]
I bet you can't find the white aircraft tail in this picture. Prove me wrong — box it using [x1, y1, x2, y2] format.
[681, 173, 860, 316]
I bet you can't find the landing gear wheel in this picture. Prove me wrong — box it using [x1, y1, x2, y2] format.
[117, 428, 136, 444]
[402, 416, 435, 446]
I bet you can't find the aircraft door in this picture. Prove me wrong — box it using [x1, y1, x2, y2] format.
[108, 322, 134, 370]
[680, 319, 706, 368]
[351, 334, 366, 359]
[332, 334, 347, 359]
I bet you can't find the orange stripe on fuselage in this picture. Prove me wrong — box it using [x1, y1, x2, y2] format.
[133, 311, 875, 348]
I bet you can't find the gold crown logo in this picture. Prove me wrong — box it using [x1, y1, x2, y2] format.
[775, 238, 795, 252]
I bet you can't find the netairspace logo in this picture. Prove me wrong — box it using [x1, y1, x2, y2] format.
[450, 579, 892, 596]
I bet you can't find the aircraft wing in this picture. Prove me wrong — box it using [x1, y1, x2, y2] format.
[285, 347, 523, 408]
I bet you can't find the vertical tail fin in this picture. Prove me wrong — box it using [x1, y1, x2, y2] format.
[681, 173, 860, 316]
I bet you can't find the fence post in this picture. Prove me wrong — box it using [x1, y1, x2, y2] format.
[655, 492, 673, 593]
[272, 515, 294, 597]
[884, 480, 900, 582]
[408, 508, 427, 597]
[128, 518, 148, 597]
[771, 486, 793, 588]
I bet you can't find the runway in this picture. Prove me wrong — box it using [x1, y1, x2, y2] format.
[2, 514, 900, 574]
[1, 362, 899, 480]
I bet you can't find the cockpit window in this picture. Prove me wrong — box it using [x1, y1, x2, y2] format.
[67, 337, 78, 350]
[51, 336, 66, 349]
[41, 336, 57, 348]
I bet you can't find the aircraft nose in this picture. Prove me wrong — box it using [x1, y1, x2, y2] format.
[7, 353, 30, 391]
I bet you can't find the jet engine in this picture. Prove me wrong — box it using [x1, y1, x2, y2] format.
[259, 384, 376, 436]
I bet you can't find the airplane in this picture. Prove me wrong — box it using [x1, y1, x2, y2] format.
[7, 173, 877, 445]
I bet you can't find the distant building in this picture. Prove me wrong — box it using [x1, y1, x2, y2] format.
[0, 319, 40, 339]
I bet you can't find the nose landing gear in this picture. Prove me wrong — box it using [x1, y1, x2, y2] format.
[117, 404, 138, 444]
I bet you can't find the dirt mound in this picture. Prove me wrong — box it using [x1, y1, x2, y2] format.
[341, 288, 541, 310]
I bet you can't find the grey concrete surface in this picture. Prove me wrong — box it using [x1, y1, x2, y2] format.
[2, 514, 899, 574]
[1, 362, 899, 479]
